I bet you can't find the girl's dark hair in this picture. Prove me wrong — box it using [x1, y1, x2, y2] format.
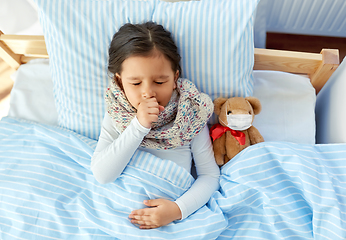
[108, 21, 181, 78]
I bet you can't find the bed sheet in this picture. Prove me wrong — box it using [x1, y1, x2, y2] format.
[0, 117, 345, 239]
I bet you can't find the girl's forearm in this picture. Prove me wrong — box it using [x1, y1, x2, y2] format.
[91, 117, 149, 184]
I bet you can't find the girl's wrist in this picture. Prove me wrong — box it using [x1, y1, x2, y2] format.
[172, 202, 182, 221]
[133, 116, 151, 132]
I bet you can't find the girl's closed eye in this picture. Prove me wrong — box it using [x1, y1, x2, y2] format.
[155, 75, 170, 85]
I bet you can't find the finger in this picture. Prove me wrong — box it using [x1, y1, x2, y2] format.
[130, 217, 159, 229]
[145, 99, 160, 107]
[145, 111, 160, 123]
[144, 99, 164, 113]
[146, 107, 160, 115]
[138, 99, 158, 109]
[129, 213, 151, 221]
[142, 97, 159, 104]
[131, 219, 149, 226]
[130, 209, 148, 217]
[143, 199, 162, 207]
[139, 103, 160, 115]
[130, 207, 158, 219]
[158, 105, 165, 112]
[140, 224, 159, 229]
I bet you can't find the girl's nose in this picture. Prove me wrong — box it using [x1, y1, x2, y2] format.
[142, 85, 155, 99]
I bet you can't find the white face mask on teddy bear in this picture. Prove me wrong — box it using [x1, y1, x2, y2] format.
[226, 114, 253, 131]
[220, 103, 253, 131]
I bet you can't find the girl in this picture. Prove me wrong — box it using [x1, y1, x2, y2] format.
[91, 22, 220, 229]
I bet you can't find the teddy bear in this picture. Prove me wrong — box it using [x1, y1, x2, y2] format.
[210, 96, 264, 166]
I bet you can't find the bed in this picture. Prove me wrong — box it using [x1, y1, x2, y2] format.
[0, 0, 345, 239]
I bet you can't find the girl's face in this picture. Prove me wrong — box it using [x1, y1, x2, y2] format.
[116, 50, 179, 109]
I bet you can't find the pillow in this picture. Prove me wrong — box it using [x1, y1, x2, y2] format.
[34, 0, 259, 139]
[252, 70, 316, 144]
[315, 57, 346, 144]
[35, 0, 156, 139]
[8, 59, 58, 126]
[153, 0, 258, 100]
[7, 66, 318, 145]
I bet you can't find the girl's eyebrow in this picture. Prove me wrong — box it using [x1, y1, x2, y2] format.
[126, 75, 170, 80]
[154, 75, 170, 79]
[125, 77, 142, 81]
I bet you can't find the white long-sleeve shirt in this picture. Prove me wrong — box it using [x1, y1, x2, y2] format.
[91, 113, 220, 219]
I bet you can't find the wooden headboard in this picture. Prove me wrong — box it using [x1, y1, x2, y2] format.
[0, 31, 340, 94]
[254, 48, 339, 94]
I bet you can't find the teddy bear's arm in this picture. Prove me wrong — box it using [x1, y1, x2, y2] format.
[248, 126, 264, 145]
[212, 135, 227, 166]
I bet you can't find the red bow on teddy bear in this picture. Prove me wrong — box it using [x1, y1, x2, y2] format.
[209, 124, 246, 145]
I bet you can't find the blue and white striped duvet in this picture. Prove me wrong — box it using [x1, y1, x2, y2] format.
[0, 117, 345, 239]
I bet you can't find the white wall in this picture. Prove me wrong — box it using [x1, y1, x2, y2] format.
[254, 0, 269, 48]
[262, 0, 346, 38]
[0, 0, 42, 35]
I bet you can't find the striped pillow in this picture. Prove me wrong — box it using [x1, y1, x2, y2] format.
[153, 0, 258, 100]
[35, 0, 258, 140]
[35, 0, 155, 139]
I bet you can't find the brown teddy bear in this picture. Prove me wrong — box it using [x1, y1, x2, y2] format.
[210, 97, 264, 166]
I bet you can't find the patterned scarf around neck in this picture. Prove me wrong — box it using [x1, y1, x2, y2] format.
[105, 78, 214, 150]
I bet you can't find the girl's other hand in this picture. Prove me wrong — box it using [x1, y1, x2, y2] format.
[129, 199, 182, 229]
[136, 97, 164, 129]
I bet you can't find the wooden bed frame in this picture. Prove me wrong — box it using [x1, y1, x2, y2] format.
[0, 31, 340, 94]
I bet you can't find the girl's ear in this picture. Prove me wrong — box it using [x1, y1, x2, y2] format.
[174, 70, 179, 89]
[115, 73, 123, 90]
[115, 73, 121, 81]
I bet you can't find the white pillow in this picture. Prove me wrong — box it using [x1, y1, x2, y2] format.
[252, 70, 316, 144]
[315, 57, 346, 144]
[8, 59, 58, 125]
[7, 66, 318, 145]
[34, 0, 259, 139]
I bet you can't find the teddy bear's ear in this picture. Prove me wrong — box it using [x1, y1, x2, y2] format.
[245, 96, 262, 115]
[213, 97, 228, 115]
